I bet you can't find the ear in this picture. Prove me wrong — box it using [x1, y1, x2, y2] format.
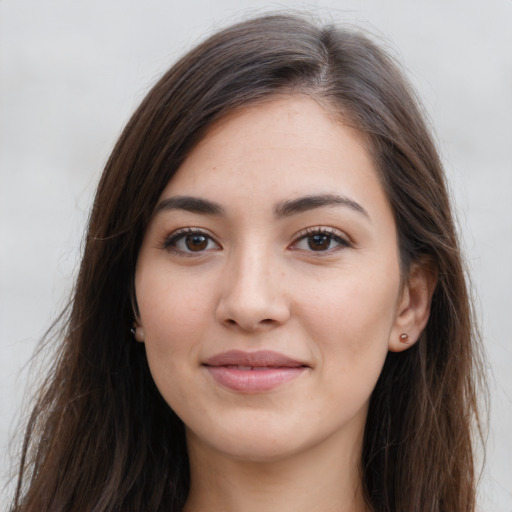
[132, 320, 145, 343]
[389, 259, 437, 352]
[130, 282, 145, 342]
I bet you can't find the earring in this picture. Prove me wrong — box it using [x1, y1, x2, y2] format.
[399, 333, 410, 343]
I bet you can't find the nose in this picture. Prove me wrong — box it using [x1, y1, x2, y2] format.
[215, 246, 291, 332]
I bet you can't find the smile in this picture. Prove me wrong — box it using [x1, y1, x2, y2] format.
[203, 350, 308, 393]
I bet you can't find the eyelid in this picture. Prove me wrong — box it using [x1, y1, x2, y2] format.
[290, 226, 352, 252]
[162, 227, 221, 256]
[160, 225, 351, 256]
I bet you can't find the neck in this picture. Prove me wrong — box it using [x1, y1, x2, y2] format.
[182, 429, 367, 512]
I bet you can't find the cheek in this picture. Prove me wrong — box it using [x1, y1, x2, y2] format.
[137, 258, 210, 329]
[298, 263, 400, 374]
[298, 286, 394, 419]
[135, 263, 215, 374]
[136, 273, 211, 412]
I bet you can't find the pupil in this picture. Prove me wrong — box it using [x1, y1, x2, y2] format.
[186, 234, 208, 251]
[308, 234, 330, 251]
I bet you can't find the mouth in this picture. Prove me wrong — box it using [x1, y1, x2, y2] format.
[203, 350, 309, 393]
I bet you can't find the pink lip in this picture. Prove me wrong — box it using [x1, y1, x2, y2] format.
[203, 350, 308, 393]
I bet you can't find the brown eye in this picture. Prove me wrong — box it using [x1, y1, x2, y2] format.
[307, 234, 331, 251]
[164, 229, 220, 255]
[185, 234, 208, 251]
[292, 228, 350, 253]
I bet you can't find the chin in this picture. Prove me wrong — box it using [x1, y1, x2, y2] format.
[207, 436, 307, 464]
[185, 413, 354, 466]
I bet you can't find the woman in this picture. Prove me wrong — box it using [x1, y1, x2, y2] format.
[12, 13, 484, 512]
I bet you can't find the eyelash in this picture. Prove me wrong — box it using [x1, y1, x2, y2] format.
[291, 226, 351, 253]
[162, 227, 221, 257]
[162, 226, 351, 256]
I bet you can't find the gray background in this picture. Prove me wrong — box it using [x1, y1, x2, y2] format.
[1, 0, 511, 509]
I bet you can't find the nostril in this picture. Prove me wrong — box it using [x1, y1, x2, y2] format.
[222, 317, 276, 330]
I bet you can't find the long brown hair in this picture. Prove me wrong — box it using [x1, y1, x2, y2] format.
[11, 13, 485, 512]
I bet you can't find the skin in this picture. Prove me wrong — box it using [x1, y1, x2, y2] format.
[135, 95, 434, 512]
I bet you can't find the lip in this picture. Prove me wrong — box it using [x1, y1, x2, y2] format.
[203, 350, 308, 393]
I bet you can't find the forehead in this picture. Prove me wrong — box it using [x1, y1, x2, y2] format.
[160, 95, 389, 218]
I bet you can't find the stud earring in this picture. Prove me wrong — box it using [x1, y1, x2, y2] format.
[399, 333, 410, 343]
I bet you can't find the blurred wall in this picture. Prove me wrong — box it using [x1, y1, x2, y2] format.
[1, 0, 511, 509]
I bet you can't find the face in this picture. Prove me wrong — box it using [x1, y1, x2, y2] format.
[135, 96, 406, 463]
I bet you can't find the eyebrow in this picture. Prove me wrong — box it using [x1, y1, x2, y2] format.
[274, 194, 370, 220]
[154, 195, 225, 216]
[154, 193, 369, 220]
